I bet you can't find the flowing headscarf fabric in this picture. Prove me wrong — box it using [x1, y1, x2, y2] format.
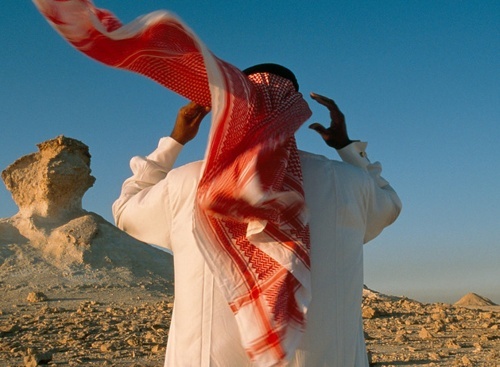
[33, 1, 312, 365]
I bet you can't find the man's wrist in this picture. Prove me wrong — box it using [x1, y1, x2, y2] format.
[169, 132, 188, 145]
[146, 137, 184, 166]
[330, 139, 356, 150]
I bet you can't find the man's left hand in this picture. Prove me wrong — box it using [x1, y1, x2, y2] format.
[309, 92, 353, 150]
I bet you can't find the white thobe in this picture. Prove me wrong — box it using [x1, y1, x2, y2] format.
[113, 137, 401, 367]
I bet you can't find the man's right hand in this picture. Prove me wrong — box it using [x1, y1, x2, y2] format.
[170, 102, 211, 145]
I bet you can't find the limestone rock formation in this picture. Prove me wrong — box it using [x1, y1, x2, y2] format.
[2, 135, 95, 219]
[0, 136, 173, 305]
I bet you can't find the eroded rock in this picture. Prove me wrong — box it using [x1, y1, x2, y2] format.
[2, 136, 95, 219]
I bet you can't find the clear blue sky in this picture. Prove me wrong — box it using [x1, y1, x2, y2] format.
[1, 1, 498, 304]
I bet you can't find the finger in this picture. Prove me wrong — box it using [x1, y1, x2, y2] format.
[198, 105, 211, 117]
[310, 92, 334, 106]
[308, 123, 331, 138]
[310, 92, 331, 102]
[183, 104, 208, 120]
[194, 105, 211, 121]
[187, 102, 210, 111]
[192, 104, 210, 115]
[310, 92, 340, 112]
[308, 122, 327, 132]
[190, 107, 211, 127]
[308, 123, 332, 143]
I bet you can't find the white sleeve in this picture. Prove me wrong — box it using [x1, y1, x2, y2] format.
[337, 142, 402, 243]
[112, 137, 184, 250]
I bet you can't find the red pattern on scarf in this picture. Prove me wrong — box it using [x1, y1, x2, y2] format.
[33, 1, 312, 365]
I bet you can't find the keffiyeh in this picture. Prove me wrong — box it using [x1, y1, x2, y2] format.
[33, 1, 312, 365]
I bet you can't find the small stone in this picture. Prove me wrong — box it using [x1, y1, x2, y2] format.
[479, 312, 493, 319]
[433, 321, 446, 332]
[418, 327, 434, 339]
[431, 311, 446, 320]
[10, 346, 23, 354]
[428, 352, 441, 361]
[0, 324, 20, 334]
[100, 343, 115, 352]
[445, 340, 461, 349]
[27, 292, 48, 303]
[473, 343, 483, 353]
[126, 337, 140, 347]
[362, 306, 378, 319]
[151, 344, 165, 353]
[23, 349, 53, 367]
[461, 355, 473, 366]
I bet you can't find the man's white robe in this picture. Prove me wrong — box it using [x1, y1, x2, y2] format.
[113, 137, 401, 367]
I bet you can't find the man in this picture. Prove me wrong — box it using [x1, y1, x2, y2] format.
[113, 65, 401, 367]
[31, 1, 398, 364]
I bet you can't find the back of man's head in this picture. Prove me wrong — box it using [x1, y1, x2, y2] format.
[242, 63, 299, 92]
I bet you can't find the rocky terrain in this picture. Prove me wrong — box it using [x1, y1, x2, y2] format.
[1, 136, 498, 367]
[0, 286, 498, 367]
[362, 289, 499, 366]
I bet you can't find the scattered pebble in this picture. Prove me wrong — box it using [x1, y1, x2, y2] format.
[26, 292, 48, 303]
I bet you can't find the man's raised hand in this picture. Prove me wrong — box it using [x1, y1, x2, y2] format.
[309, 92, 353, 150]
[170, 102, 211, 145]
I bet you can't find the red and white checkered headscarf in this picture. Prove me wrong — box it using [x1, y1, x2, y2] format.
[33, 1, 312, 365]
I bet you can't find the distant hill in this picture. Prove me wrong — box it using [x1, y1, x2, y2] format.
[454, 292, 497, 307]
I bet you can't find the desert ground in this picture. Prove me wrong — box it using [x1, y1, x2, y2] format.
[0, 238, 498, 367]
